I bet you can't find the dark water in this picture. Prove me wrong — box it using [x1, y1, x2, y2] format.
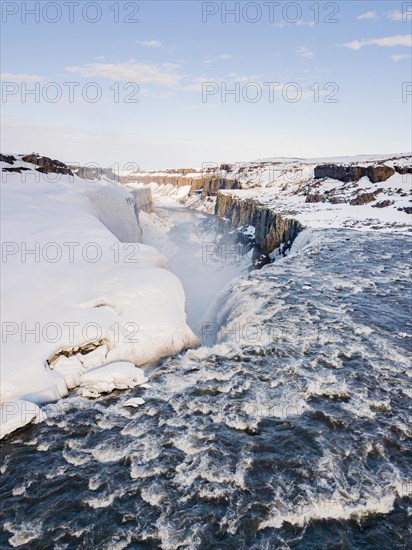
[0, 229, 411, 549]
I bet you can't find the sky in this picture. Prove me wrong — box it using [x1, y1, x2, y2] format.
[1, 0, 411, 169]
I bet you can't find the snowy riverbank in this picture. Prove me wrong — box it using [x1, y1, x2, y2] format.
[1, 155, 197, 438]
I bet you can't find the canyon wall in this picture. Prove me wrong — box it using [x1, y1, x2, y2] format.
[128, 187, 153, 213]
[121, 169, 240, 198]
[215, 192, 303, 257]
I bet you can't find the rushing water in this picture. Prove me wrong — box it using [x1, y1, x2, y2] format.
[0, 223, 411, 549]
[142, 204, 251, 334]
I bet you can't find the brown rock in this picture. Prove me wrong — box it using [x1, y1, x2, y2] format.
[349, 193, 376, 205]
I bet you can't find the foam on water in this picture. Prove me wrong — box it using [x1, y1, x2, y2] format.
[3, 522, 43, 548]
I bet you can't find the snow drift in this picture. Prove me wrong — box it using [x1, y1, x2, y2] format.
[0, 155, 198, 437]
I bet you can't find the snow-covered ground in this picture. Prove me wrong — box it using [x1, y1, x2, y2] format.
[0, 155, 197, 438]
[219, 156, 411, 232]
[219, 174, 411, 233]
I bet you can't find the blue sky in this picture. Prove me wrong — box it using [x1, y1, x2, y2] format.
[1, 0, 411, 168]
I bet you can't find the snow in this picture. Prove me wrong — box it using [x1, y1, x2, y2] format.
[1, 155, 198, 437]
[52, 356, 83, 390]
[0, 400, 46, 439]
[80, 362, 148, 399]
[255, 153, 411, 165]
[123, 397, 145, 408]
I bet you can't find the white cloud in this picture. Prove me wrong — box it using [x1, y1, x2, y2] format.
[344, 40, 362, 50]
[1, 73, 46, 82]
[65, 61, 182, 87]
[296, 20, 316, 27]
[274, 19, 315, 28]
[297, 46, 314, 58]
[343, 34, 412, 50]
[139, 40, 163, 48]
[390, 53, 411, 62]
[357, 11, 377, 20]
[205, 53, 232, 64]
[386, 10, 404, 21]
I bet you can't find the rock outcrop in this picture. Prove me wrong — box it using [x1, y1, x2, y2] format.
[373, 200, 393, 208]
[314, 163, 395, 183]
[21, 154, 73, 176]
[215, 192, 303, 258]
[349, 192, 377, 206]
[199, 175, 240, 198]
[306, 193, 332, 204]
[394, 164, 412, 175]
[0, 154, 17, 164]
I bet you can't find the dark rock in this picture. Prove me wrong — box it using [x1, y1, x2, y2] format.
[2, 167, 30, 173]
[314, 164, 364, 183]
[349, 193, 376, 206]
[306, 193, 326, 203]
[372, 200, 393, 208]
[394, 164, 412, 175]
[314, 163, 395, 183]
[22, 154, 73, 175]
[0, 154, 16, 164]
[215, 192, 303, 257]
[366, 165, 395, 183]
